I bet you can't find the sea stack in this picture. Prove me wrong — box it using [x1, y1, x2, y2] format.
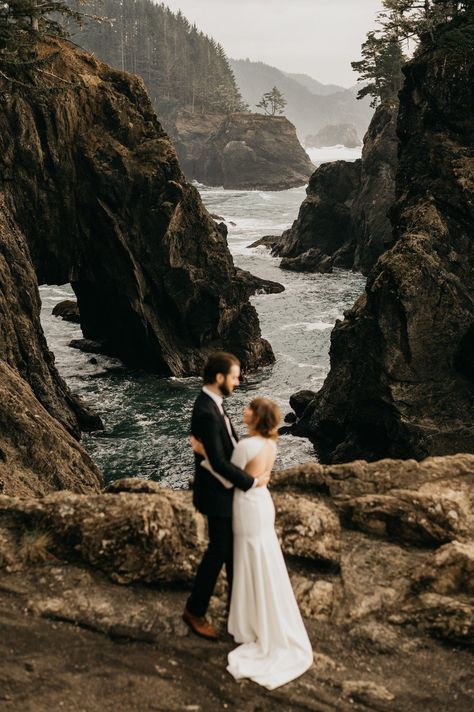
[291, 18, 474, 463]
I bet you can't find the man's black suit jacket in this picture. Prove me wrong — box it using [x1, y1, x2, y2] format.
[191, 390, 254, 518]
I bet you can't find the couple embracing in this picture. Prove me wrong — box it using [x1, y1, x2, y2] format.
[183, 352, 313, 690]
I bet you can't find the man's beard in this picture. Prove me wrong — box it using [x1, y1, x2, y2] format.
[218, 381, 231, 397]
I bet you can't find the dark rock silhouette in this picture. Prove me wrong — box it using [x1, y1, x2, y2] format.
[271, 101, 398, 274]
[0, 38, 274, 495]
[53, 300, 80, 324]
[173, 111, 314, 190]
[274, 160, 362, 273]
[0, 40, 274, 377]
[291, 33, 474, 463]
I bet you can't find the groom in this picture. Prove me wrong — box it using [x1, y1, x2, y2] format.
[183, 351, 269, 640]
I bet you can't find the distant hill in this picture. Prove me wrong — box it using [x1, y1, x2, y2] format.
[230, 59, 374, 142]
[286, 73, 345, 96]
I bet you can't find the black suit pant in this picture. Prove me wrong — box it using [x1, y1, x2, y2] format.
[186, 515, 233, 618]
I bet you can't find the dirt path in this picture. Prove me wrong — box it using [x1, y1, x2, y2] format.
[0, 567, 473, 712]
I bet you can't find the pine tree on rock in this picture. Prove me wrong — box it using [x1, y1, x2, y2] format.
[0, 0, 85, 66]
[351, 0, 471, 106]
[256, 86, 287, 116]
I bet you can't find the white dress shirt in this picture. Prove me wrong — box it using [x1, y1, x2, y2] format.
[202, 386, 237, 447]
[201, 386, 258, 489]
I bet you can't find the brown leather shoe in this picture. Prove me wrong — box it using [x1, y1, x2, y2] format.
[182, 607, 218, 641]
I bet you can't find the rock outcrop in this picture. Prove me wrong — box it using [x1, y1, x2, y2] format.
[1, 454, 473, 709]
[0, 197, 102, 496]
[269, 100, 398, 274]
[0, 361, 102, 498]
[305, 123, 361, 149]
[274, 159, 362, 273]
[290, 21, 474, 463]
[0, 39, 273, 377]
[172, 111, 314, 190]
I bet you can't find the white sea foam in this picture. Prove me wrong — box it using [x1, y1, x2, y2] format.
[307, 145, 362, 165]
[281, 321, 334, 332]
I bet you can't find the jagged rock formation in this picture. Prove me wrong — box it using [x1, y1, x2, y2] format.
[268, 100, 398, 274]
[0, 198, 102, 496]
[0, 361, 102, 497]
[290, 27, 474, 463]
[0, 39, 273, 377]
[0, 455, 473, 709]
[305, 124, 361, 149]
[52, 300, 80, 324]
[275, 160, 362, 272]
[173, 111, 314, 190]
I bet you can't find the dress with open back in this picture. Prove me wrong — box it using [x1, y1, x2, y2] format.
[227, 436, 313, 690]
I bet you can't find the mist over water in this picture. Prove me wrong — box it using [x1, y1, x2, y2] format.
[40, 154, 364, 488]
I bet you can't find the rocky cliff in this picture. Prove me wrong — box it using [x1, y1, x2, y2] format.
[0, 39, 273, 377]
[0, 196, 103, 496]
[290, 23, 474, 463]
[173, 111, 314, 190]
[305, 124, 361, 149]
[267, 100, 398, 274]
[1, 455, 473, 709]
[0, 37, 275, 496]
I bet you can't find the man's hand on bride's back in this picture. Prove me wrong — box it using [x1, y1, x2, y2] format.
[190, 435, 206, 457]
[255, 471, 271, 487]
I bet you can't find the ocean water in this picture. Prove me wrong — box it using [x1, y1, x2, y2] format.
[307, 145, 362, 165]
[39, 149, 365, 488]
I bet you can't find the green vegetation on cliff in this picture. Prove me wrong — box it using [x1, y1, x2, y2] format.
[352, 0, 472, 106]
[68, 0, 246, 118]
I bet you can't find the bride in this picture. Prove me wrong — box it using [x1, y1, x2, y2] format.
[199, 396, 313, 690]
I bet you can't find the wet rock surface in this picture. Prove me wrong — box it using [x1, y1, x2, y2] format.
[173, 111, 314, 190]
[52, 300, 80, 324]
[0, 40, 273, 377]
[290, 29, 474, 463]
[271, 101, 397, 275]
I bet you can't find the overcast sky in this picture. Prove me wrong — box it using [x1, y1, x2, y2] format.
[162, 0, 383, 87]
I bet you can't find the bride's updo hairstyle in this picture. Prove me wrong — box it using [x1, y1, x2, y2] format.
[249, 398, 281, 440]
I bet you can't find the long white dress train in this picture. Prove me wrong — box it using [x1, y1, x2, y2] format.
[226, 436, 313, 690]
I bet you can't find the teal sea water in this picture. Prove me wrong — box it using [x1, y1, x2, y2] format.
[40, 150, 365, 488]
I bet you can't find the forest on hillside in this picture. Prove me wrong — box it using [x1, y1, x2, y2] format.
[68, 0, 246, 119]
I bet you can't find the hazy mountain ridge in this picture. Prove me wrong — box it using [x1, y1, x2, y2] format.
[286, 72, 346, 96]
[230, 58, 374, 141]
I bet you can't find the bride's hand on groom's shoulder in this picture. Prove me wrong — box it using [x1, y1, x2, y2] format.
[190, 435, 206, 457]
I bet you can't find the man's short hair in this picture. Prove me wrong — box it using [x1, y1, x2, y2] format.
[203, 352, 240, 384]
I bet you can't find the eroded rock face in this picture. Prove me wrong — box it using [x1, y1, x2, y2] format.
[272, 454, 474, 646]
[305, 124, 361, 149]
[0, 361, 102, 498]
[274, 160, 361, 273]
[173, 111, 314, 190]
[0, 40, 273, 375]
[271, 101, 397, 275]
[0, 488, 206, 584]
[0, 198, 102, 496]
[292, 37, 474, 462]
[1, 454, 473, 653]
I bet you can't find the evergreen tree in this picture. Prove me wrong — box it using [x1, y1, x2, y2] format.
[0, 0, 84, 67]
[256, 86, 287, 116]
[351, 0, 471, 106]
[351, 30, 406, 107]
[67, 0, 246, 121]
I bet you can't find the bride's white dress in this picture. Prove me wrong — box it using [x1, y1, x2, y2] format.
[226, 436, 313, 690]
